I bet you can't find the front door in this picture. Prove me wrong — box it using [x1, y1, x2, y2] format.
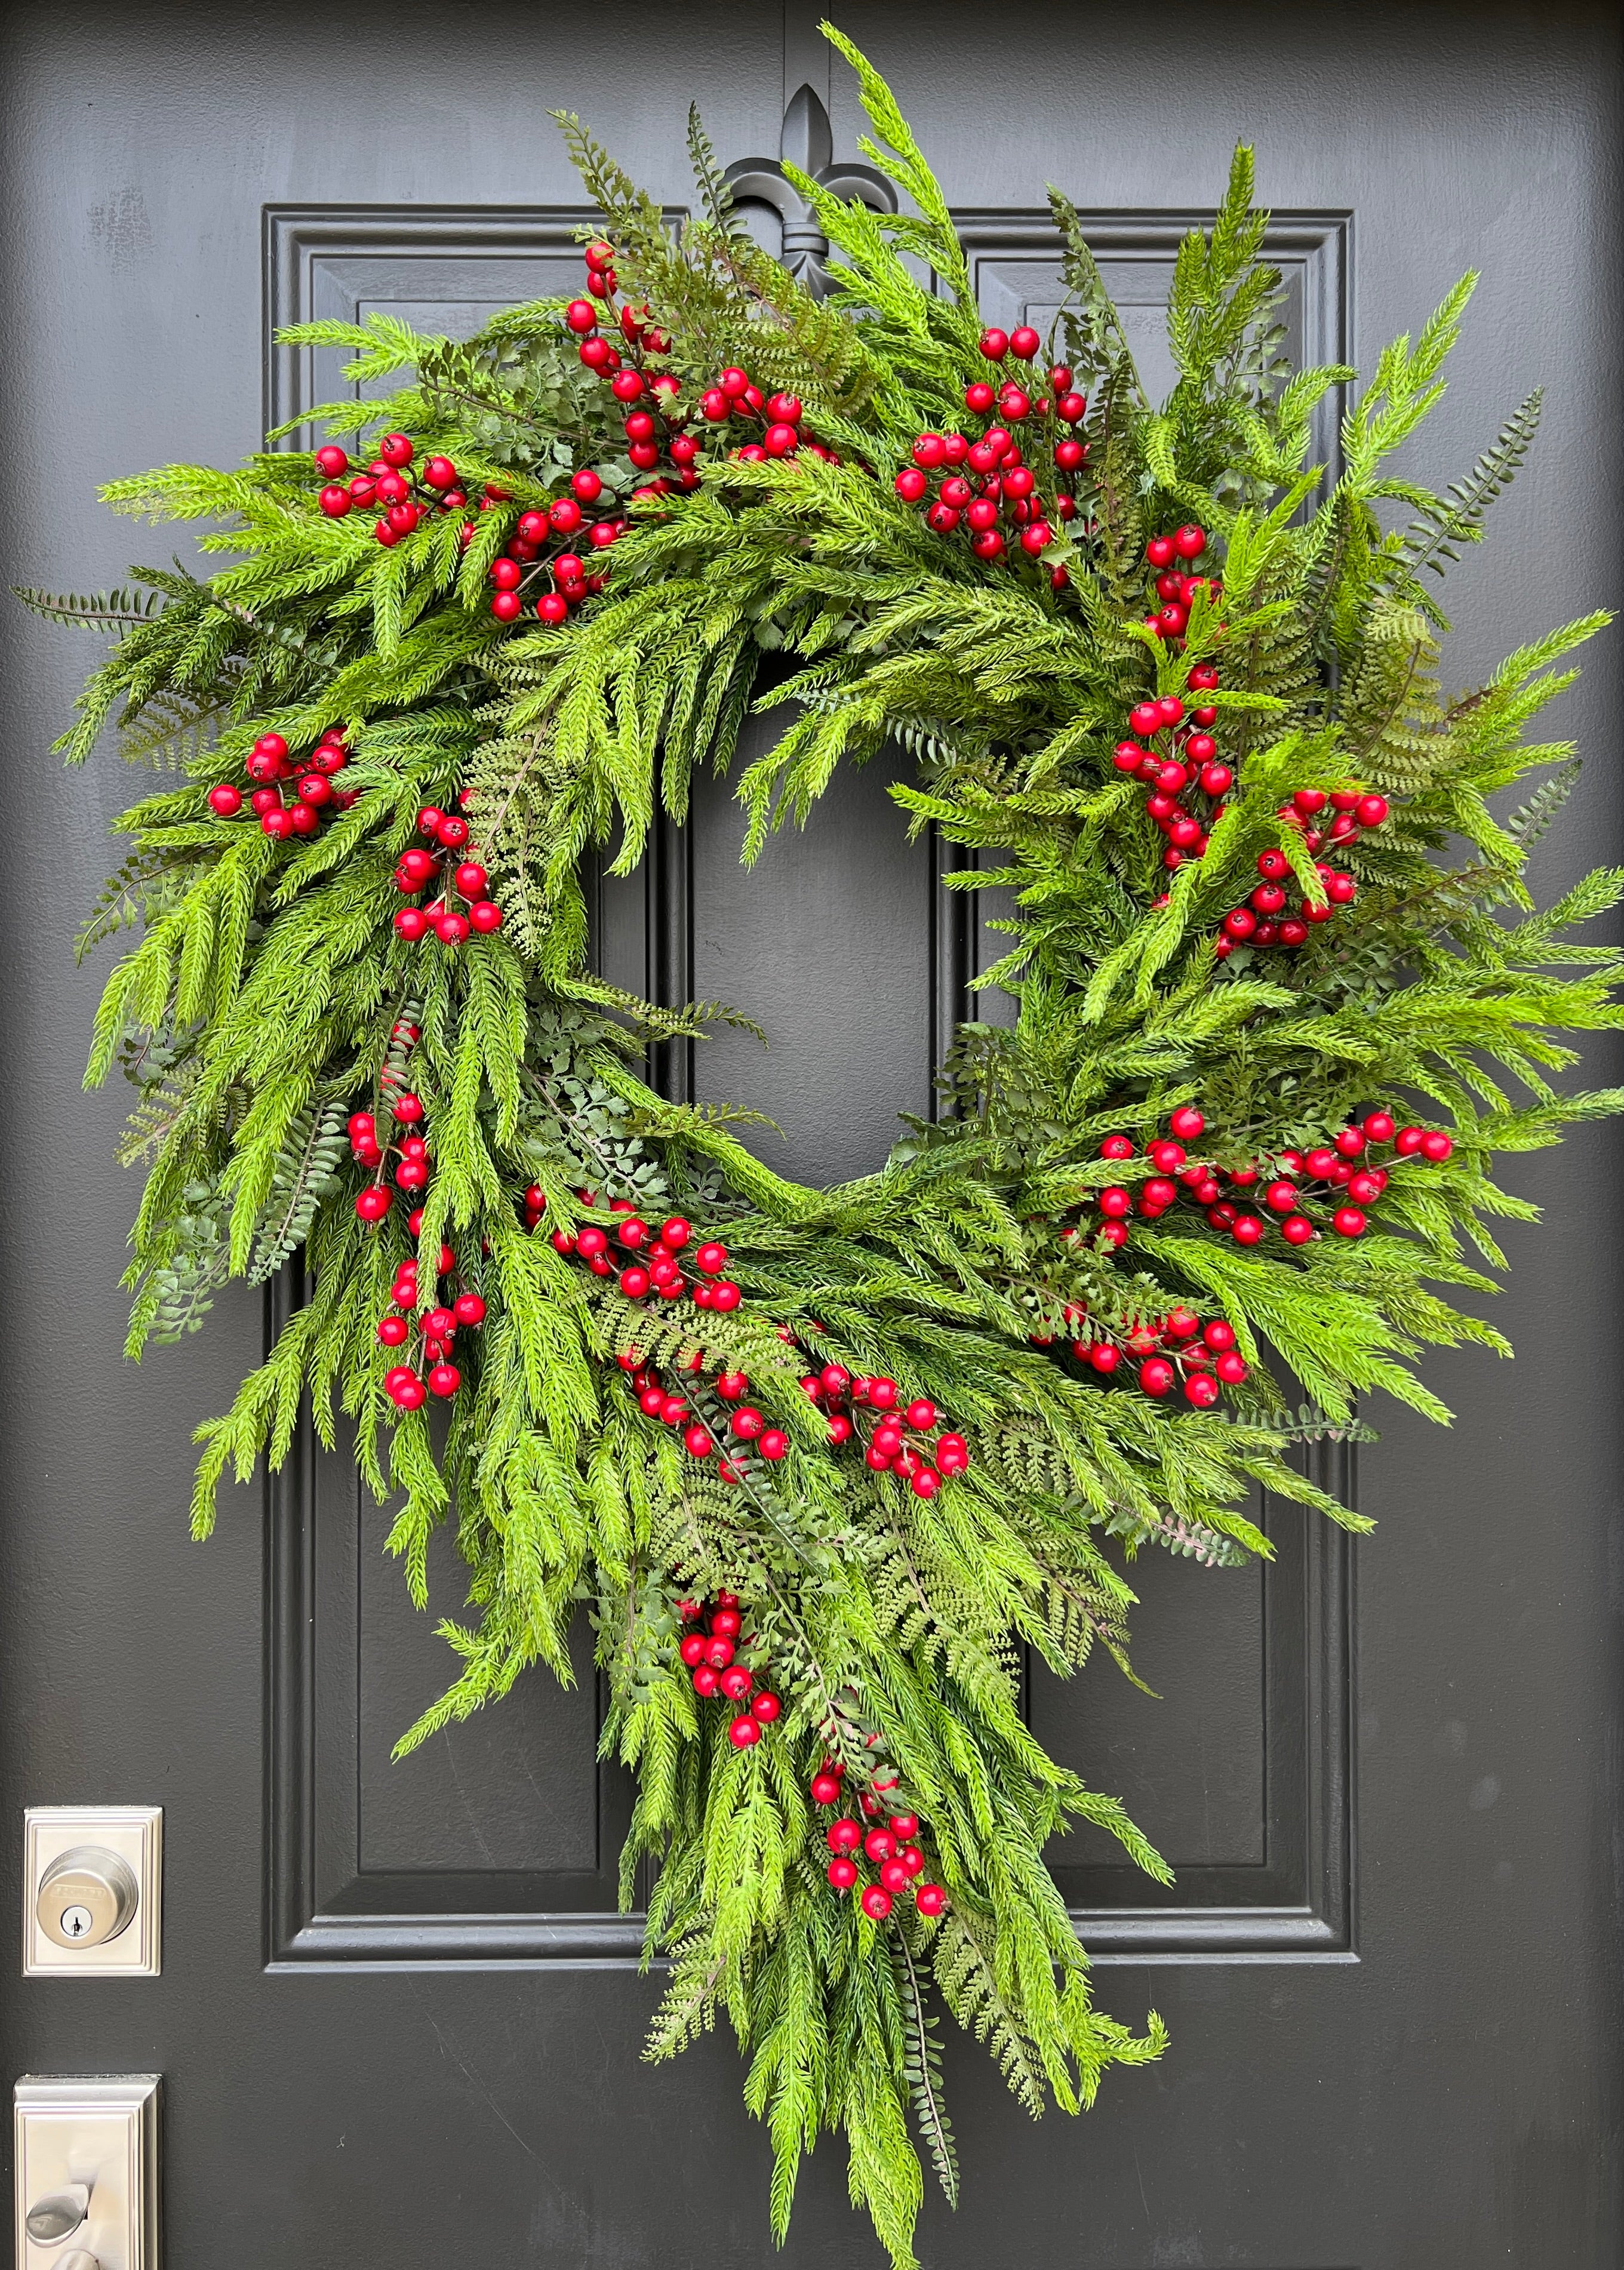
[4, 4, 1619, 2263]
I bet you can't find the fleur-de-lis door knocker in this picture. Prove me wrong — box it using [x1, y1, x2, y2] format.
[724, 83, 897, 298]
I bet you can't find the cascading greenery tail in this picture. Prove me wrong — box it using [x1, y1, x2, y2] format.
[25, 26, 1619, 2264]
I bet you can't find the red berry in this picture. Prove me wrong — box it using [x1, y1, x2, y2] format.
[1281, 1214, 1315, 1245]
[207, 782, 244, 816]
[1332, 1206, 1368, 1238]
[811, 1772, 842, 1805]
[978, 327, 1010, 359]
[758, 1430, 788, 1461]
[379, 433, 414, 467]
[1139, 1358, 1176, 1397]
[914, 1884, 947, 1917]
[1231, 1214, 1265, 1245]
[377, 1314, 410, 1347]
[935, 1432, 968, 1475]
[827, 1818, 862, 1853]
[426, 1362, 460, 1398]
[828, 1856, 859, 1891]
[1168, 1106, 1205, 1141]
[1420, 1130, 1454, 1162]
[620, 1265, 651, 1300]
[728, 1715, 761, 1749]
[751, 1691, 781, 1723]
[356, 1186, 392, 1223]
[894, 466, 928, 502]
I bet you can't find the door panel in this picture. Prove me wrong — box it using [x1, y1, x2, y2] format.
[3, 4, 1620, 2265]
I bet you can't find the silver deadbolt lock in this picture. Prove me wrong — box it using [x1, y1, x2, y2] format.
[23, 1807, 161, 1976]
[36, 1850, 138, 1952]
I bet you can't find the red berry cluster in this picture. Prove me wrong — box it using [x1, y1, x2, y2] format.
[674, 1593, 782, 1746]
[313, 430, 467, 543]
[894, 382, 1086, 579]
[1140, 524, 1219, 642]
[349, 1027, 439, 1222]
[485, 472, 620, 624]
[1081, 1105, 1454, 1273]
[549, 1202, 745, 1314]
[1113, 650, 1229, 873]
[347, 1039, 486, 1408]
[1213, 788, 1390, 958]
[392, 805, 503, 944]
[798, 1367, 968, 1501]
[608, 1319, 971, 1496]
[623, 1352, 766, 1481]
[1047, 1300, 1245, 1408]
[207, 727, 356, 837]
[376, 1240, 485, 1408]
[817, 1767, 946, 1921]
[696, 370, 834, 466]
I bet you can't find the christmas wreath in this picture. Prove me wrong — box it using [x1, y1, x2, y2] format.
[28, 26, 1620, 2263]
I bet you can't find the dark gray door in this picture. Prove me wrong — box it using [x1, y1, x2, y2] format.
[3, 4, 1619, 2263]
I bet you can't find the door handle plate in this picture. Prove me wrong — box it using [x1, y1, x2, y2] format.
[14, 2076, 161, 2270]
[23, 1810, 161, 1977]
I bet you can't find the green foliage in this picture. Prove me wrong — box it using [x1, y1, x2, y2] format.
[32, 26, 1619, 2268]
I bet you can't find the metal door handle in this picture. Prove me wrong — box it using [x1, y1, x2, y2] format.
[57, 2256, 100, 2269]
[25, 2180, 90, 2240]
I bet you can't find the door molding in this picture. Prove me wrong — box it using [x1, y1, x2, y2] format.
[262, 202, 1358, 1970]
